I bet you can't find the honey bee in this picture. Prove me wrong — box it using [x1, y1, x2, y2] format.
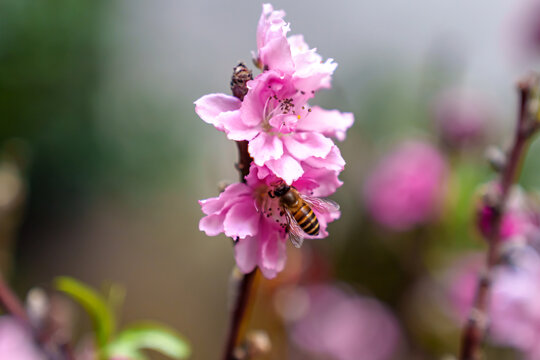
[269, 184, 340, 248]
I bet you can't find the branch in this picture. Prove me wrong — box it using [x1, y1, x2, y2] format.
[222, 63, 261, 360]
[460, 74, 539, 360]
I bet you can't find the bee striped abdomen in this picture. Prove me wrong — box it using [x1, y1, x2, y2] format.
[292, 202, 320, 236]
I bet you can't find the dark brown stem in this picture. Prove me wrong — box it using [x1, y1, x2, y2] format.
[222, 270, 260, 360]
[235, 141, 251, 180]
[222, 63, 260, 360]
[459, 76, 537, 360]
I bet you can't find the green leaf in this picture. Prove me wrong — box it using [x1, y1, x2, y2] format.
[55, 276, 115, 349]
[106, 322, 191, 360]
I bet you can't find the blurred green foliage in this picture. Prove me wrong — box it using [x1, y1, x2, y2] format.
[56, 276, 115, 349]
[0, 1, 104, 209]
[56, 276, 191, 360]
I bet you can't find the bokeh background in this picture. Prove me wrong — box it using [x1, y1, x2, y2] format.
[2, 0, 540, 359]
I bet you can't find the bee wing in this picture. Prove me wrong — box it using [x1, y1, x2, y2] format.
[301, 195, 340, 214]
[284, 209, 306, 248]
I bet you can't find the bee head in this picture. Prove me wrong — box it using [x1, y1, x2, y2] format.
[273, 184, 290, 197]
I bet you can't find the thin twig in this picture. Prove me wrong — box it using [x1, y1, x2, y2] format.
[460, 76, 537, 360]
[222, 269, 260, 360]
[222, 63, 261, 360]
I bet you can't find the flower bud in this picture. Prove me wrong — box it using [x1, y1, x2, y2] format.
[476, 184, 540, 244]
[230, 63, 253, 101]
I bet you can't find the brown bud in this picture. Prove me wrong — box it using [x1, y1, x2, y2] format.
[231, 63, 253, 101]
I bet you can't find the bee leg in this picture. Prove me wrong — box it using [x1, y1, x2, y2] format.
[268, 190, 275, 198]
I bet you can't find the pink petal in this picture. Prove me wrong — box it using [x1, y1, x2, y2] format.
[258, 224, 287, 279]
[287, 34, 310, 55]
[194, 94, 242, 131]
[199, 183, 251, 215]
[199, 213, 226, 236]
[224, 201, 260, 239]
[294, 165, 343, 197]
[248, 133, 284, 166]
[268, 113, 298, 131]
[265, 154, 303, 185]
[0, 317, 47, 360]
[260, 37, 294, 73]
[313, 207, 341, 239]
[287, 35, 337, 92]
[303, 146, 345, 172]
[220, 111, 260, 141]
[293, 58, 337, 92]
[282, 133, 334, 160]
[234, 236, 258, 274]
[296, 106, 354, 141]
[256, 4, 294, 73]
[256, 4, 279, 50]
[240, 81, 266, 128]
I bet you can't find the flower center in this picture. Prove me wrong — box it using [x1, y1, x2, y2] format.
[261, 94, 311, 134]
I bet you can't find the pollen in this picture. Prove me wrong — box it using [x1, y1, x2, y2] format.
[297, 115, 301, 119]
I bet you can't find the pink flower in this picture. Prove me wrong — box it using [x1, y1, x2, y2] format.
[364, 141, 448, 231]
[195, 70, 353, 184]
[255, 4, 337, 92]
[288, 285, 402, 360]
[194, 3, 353, 184]
[433, 89, 491, 149]
[198, 166, 340, 279]
[0, 317, 46, 360]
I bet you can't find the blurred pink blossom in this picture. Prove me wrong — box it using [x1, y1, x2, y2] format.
[364, 141, 448, 231]
[507, 0, 540, 63]
[199, 166, 340, 278]
[489, 248, 540, 359]
[445, 254, 483, 323]
[433, 89, 490, 148]
[289, 285, 402, 360]
[0, 316, 46, 360]
[446, 248, 540, 359]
